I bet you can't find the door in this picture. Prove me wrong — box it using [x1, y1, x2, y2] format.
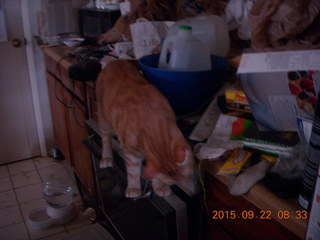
[0, 0, 40, 163]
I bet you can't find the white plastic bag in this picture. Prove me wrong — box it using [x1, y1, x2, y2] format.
[129, 18, 174, 59]
[224, 0, 256, 40]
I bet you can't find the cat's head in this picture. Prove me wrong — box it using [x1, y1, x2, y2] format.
[145, 142, 195, 195]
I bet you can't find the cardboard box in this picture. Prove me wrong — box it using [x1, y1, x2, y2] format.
[237, 50, 320, 132]
[225, 88, 251, 113]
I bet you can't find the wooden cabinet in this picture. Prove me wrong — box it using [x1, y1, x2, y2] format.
[64, 90, 95, 195]
[45, 53, 95, 197]
[204, 173, 303, 240]
[47, 72, 71, 161]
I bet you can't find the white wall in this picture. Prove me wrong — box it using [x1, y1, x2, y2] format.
[22, 0, 55, 155]
[31, 0, 56, 153]
[21, 0, 89, 155]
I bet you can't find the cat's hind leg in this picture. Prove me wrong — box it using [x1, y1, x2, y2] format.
[100, 135, 113, 168]
[98, 112, 113, 168]
[124, 151, 143, 198]
[152, 177, 172, 197]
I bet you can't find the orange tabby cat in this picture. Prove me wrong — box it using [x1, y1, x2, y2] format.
[96, 60, 195, 198]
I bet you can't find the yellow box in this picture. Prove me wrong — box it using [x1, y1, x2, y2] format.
[225, 88, 251, 112]
[218, 148, 253, 175]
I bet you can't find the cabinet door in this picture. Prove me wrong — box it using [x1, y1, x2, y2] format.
[64, 90, 95, 196]
[47, 72, 71, 161]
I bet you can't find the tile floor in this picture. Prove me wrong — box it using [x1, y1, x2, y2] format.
[0, 157, 92, 240]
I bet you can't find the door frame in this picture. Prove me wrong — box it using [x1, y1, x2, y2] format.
[21, 0, 47, 156]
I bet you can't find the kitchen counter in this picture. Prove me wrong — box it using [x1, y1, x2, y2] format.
[42, 45, 76, 69]
[41, 44, 117, 88]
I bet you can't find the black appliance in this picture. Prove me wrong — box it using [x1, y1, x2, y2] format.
[79, 8, 121, 44]
[83, 119, 203, 240]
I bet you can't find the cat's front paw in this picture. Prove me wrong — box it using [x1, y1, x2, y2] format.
[154, 185, 172, 197]
[99, 158, 113, 168]
[125, 188, 141, 198]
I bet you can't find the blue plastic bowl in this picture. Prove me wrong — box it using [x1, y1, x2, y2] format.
[138, 54, 228, 115]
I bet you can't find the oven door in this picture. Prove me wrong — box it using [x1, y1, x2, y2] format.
[83, 119, 196, 240]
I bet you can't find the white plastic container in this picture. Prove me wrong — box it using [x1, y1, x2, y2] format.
[158, 25, 211, 71]
[166, 15, 230, 57]
[96, 0, 120, 10]
[27, 173, 76, 230]
[43, 174, 74, 209]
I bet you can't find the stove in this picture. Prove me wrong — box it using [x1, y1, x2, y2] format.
[82, 119, 204, 240]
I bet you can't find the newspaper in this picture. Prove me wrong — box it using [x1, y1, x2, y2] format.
[189, 82, 231, 141]
[193, 114, 244, 160]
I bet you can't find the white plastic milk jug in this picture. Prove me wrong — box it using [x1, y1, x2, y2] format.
[166, 15, 230, 57]
[158, 25, 211, 71]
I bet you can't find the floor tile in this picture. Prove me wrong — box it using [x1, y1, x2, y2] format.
[0, 176, 13, 193]
[39, 231, 68, 240]
[25, 220, 66, 240]
[65, 224, 113, 239]
[8, 160, 36, 176]
[0, 222, 30, 240]
[33, 157, 64, 170]
[11, 170, 41, 189]
[15, 183, 43, 204]
[0, 165, 9, 178]
[65, 207, 91, 231]
[0, 205, 23, 228]
[0, 190, 17, 208]
[38, 164, 72, 182]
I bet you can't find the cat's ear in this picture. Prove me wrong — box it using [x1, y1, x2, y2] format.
[144, 162, 158, 179]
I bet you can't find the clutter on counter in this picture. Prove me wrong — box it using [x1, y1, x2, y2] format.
[298, 95, 320, 211]
[95, 0, 120, 10]
[130, 18, 175, 59]
[238, 50, 320, 133]
[225, 87, 251, 113]
[249, 0, 320, 52]
[217, 148, 254, 176]
[62, 37, 85, 47]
